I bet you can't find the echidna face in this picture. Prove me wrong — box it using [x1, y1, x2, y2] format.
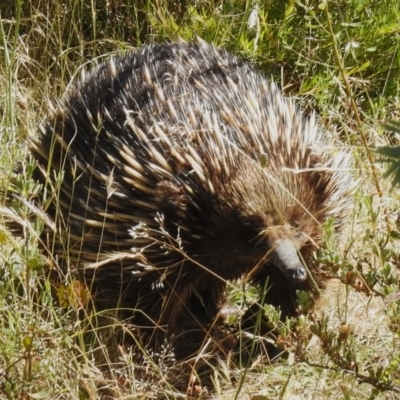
[246, 223, 312, 285]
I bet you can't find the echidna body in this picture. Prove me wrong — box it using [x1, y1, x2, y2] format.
[32, 40, 352, 359]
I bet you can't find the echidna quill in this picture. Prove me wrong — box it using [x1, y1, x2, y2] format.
[29, 40, 353, 360]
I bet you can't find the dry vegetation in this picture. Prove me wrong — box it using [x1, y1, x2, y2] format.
[1, 0, 400, 399]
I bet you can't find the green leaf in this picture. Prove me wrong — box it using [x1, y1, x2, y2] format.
[22, 335, 33, 350]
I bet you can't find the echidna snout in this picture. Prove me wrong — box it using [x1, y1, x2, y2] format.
[269, 238, 308, 283]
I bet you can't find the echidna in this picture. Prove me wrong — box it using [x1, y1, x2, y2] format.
[30, 40, 353, 360]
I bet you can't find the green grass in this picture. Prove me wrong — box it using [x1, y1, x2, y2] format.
[1, 0, 400, 398]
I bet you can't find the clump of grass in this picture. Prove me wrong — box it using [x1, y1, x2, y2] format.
[1, 0, 400, 398]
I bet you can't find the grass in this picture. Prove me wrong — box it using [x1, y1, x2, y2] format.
[1, 0, 400, 398]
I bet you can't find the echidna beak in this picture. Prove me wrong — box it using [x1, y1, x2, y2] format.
[269, 238, 308, 284]
[286, 265, 308, 283]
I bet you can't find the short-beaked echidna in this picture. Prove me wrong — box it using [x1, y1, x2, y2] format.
[30, 40, 353, 360]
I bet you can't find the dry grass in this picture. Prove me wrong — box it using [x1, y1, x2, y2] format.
[1, 1, 400, 399]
